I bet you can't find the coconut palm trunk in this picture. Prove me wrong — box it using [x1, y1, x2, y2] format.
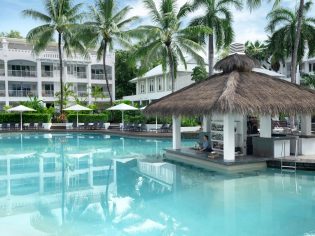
[58, 32, 64, 114]
[167, 45, 176, 93]
[208, 34, 214, 76]
[291, 0, 304, 85]
[103, 40, 113, 106]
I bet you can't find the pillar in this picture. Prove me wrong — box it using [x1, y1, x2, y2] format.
[223, 113, 235, 161]
[260, 115, 272, 138]
[37, 61, 42, 99]
[4, 60, 9, 106]
[87, 64, 92, 104]
[111, 58, 116, 101]
[301, 114, 312, 135]
[172, 115, 181, 150]
[202, 115, 211, 132]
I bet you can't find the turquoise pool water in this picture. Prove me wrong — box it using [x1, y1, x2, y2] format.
[0, 133, 315, 236]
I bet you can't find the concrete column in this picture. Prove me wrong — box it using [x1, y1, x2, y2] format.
[4, 60, 9, 105]
[202, 115, 211, 132]
[301, 114, 312, 135]
[223, 113, 235, 161]
[87, 64, 92, 104]
[172, 115, 181, 150]
[37, 61, 42, 99]
[111, 64, 116, 101]
[260, 115, 272, 138]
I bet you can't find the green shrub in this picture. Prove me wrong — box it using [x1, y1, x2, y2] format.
[0, 113, 51, 123]
[67, 114, 108, 123]
[181, 117, 199, 127]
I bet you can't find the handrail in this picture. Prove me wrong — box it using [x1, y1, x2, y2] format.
[8, 70, 37, 77]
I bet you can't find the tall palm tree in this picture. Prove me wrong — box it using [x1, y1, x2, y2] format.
[23, 0, 85, 114]
[190, 0, 242, 76]
[245, 40, 268, 62]
[266, 1, 315, 73]
[82, 0, 138, 106]
[137, 0, 211, 92]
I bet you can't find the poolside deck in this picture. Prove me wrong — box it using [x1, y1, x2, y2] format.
[164, 148, 315, 172]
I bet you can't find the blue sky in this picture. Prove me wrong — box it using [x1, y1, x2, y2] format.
[0, 0, 307, 43]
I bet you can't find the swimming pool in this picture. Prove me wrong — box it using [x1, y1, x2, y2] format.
[0, 133, 314, 236]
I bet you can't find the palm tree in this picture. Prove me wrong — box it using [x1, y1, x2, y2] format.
[81, 0, 139, 106]
[266, 1, 315, 75]
[302, 73, 315, 88]
[91, 85, 107, 103]
[245, 40, 268, 62]
[23, 0, 86, 114]
[137, 0, 211, 92]
[190, 0, 242, 76]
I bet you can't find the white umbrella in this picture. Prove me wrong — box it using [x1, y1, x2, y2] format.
[7, 105, 36, 131]
[107, 103, 138, 124]
[64, 104, 92, 126]
[140, 106, 158, 133]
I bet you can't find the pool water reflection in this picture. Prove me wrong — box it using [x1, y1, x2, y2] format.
[0, 133, 315, 236]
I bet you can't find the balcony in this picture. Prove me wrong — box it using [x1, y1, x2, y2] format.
[77, 91, 88, 97]
[91, 73, 112, 80]
[42, 71, 54, 78]
[8, 70, 37, 77]
[42, 90, 55, 97]
[0, 69, 5, 76]
[9, 90, 38, 97]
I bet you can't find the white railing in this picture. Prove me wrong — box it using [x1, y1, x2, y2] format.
[8, 70, 37, 77]
[68, 72, 87, 79]
[9, 90, 38, 97]
[77, 91, 88, 97]
[91, 73, 112, 80]
[41, 71, 54, 77]
[42, 90, 55, 97]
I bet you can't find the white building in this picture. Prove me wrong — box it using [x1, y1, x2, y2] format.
[123, 62, 202, 105]
[0, 37, 115, 110]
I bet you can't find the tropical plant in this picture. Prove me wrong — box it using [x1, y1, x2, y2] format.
[191, 66, 208, 82]
[55, 83, 76, 109]
[245, 40, 268, 62]
[91, 85, 107, 103]
[190, 0, 242, 76]
[266, 1, 315, 81]
[301, 73, 315, 88]
[81, 0, 139, 106]
[136, 0, 210, 92]
[23, 0, 86, 114]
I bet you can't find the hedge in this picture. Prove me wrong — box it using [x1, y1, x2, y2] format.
[0, 113, 51, 123]
[67, 114, 108, 123]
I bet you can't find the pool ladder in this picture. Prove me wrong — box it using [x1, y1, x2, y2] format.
[280, 138, 298, 172]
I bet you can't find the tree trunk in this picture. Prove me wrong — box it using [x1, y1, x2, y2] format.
[103, 40, 113, 106]
[208, 35, 214, 76]
[58, 32, 64, 114]
[167, 46, 175, 93]
[291, 0, 304, 84]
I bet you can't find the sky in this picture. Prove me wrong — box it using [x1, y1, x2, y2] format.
[0, 0, 307, 44]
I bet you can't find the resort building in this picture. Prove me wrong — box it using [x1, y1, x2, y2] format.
[123, 62, 205, 105]
[0, 38, 115, 110]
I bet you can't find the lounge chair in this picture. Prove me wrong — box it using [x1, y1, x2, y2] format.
[139, 123, 147, 132]
[160, 123, 170, 133]
[98, 122, 104, 129]
[1, 123, 8, 130]
[38, 123, 44, 130]
[29, 122, 35, 130]
[10, 123, 16, 130]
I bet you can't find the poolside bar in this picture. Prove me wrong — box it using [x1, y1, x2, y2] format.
[144, 53, 315, 170]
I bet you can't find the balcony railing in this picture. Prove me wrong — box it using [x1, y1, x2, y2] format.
[8, 70, 37, 77]
[77, 91, 88, 97]
[9, 90, 38, 97]
[42, 90, 55, 97]
[42, 71, 54, 77]
[68, 72, 87, 79]
[91, 73, 112, 80]
[0, 69, 5, 76]
[0, 90, 5, 97]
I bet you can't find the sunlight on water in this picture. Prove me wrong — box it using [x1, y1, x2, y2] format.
[0, 133, 315, 236]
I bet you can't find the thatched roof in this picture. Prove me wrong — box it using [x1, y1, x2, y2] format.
[144, 54, 315, 116]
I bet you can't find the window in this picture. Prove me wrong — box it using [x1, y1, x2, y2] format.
[157, 77, 163, 91]
[140, 81, 145, 94]
[149, 78, 155, 92]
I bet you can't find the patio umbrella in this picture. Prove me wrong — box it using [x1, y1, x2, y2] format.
[7, 105, 36, 131]
[64, 104, 92, 125]
[107, 103, 138, 124]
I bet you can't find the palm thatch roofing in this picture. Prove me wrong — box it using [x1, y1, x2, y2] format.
[144, 54, 315, 116]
